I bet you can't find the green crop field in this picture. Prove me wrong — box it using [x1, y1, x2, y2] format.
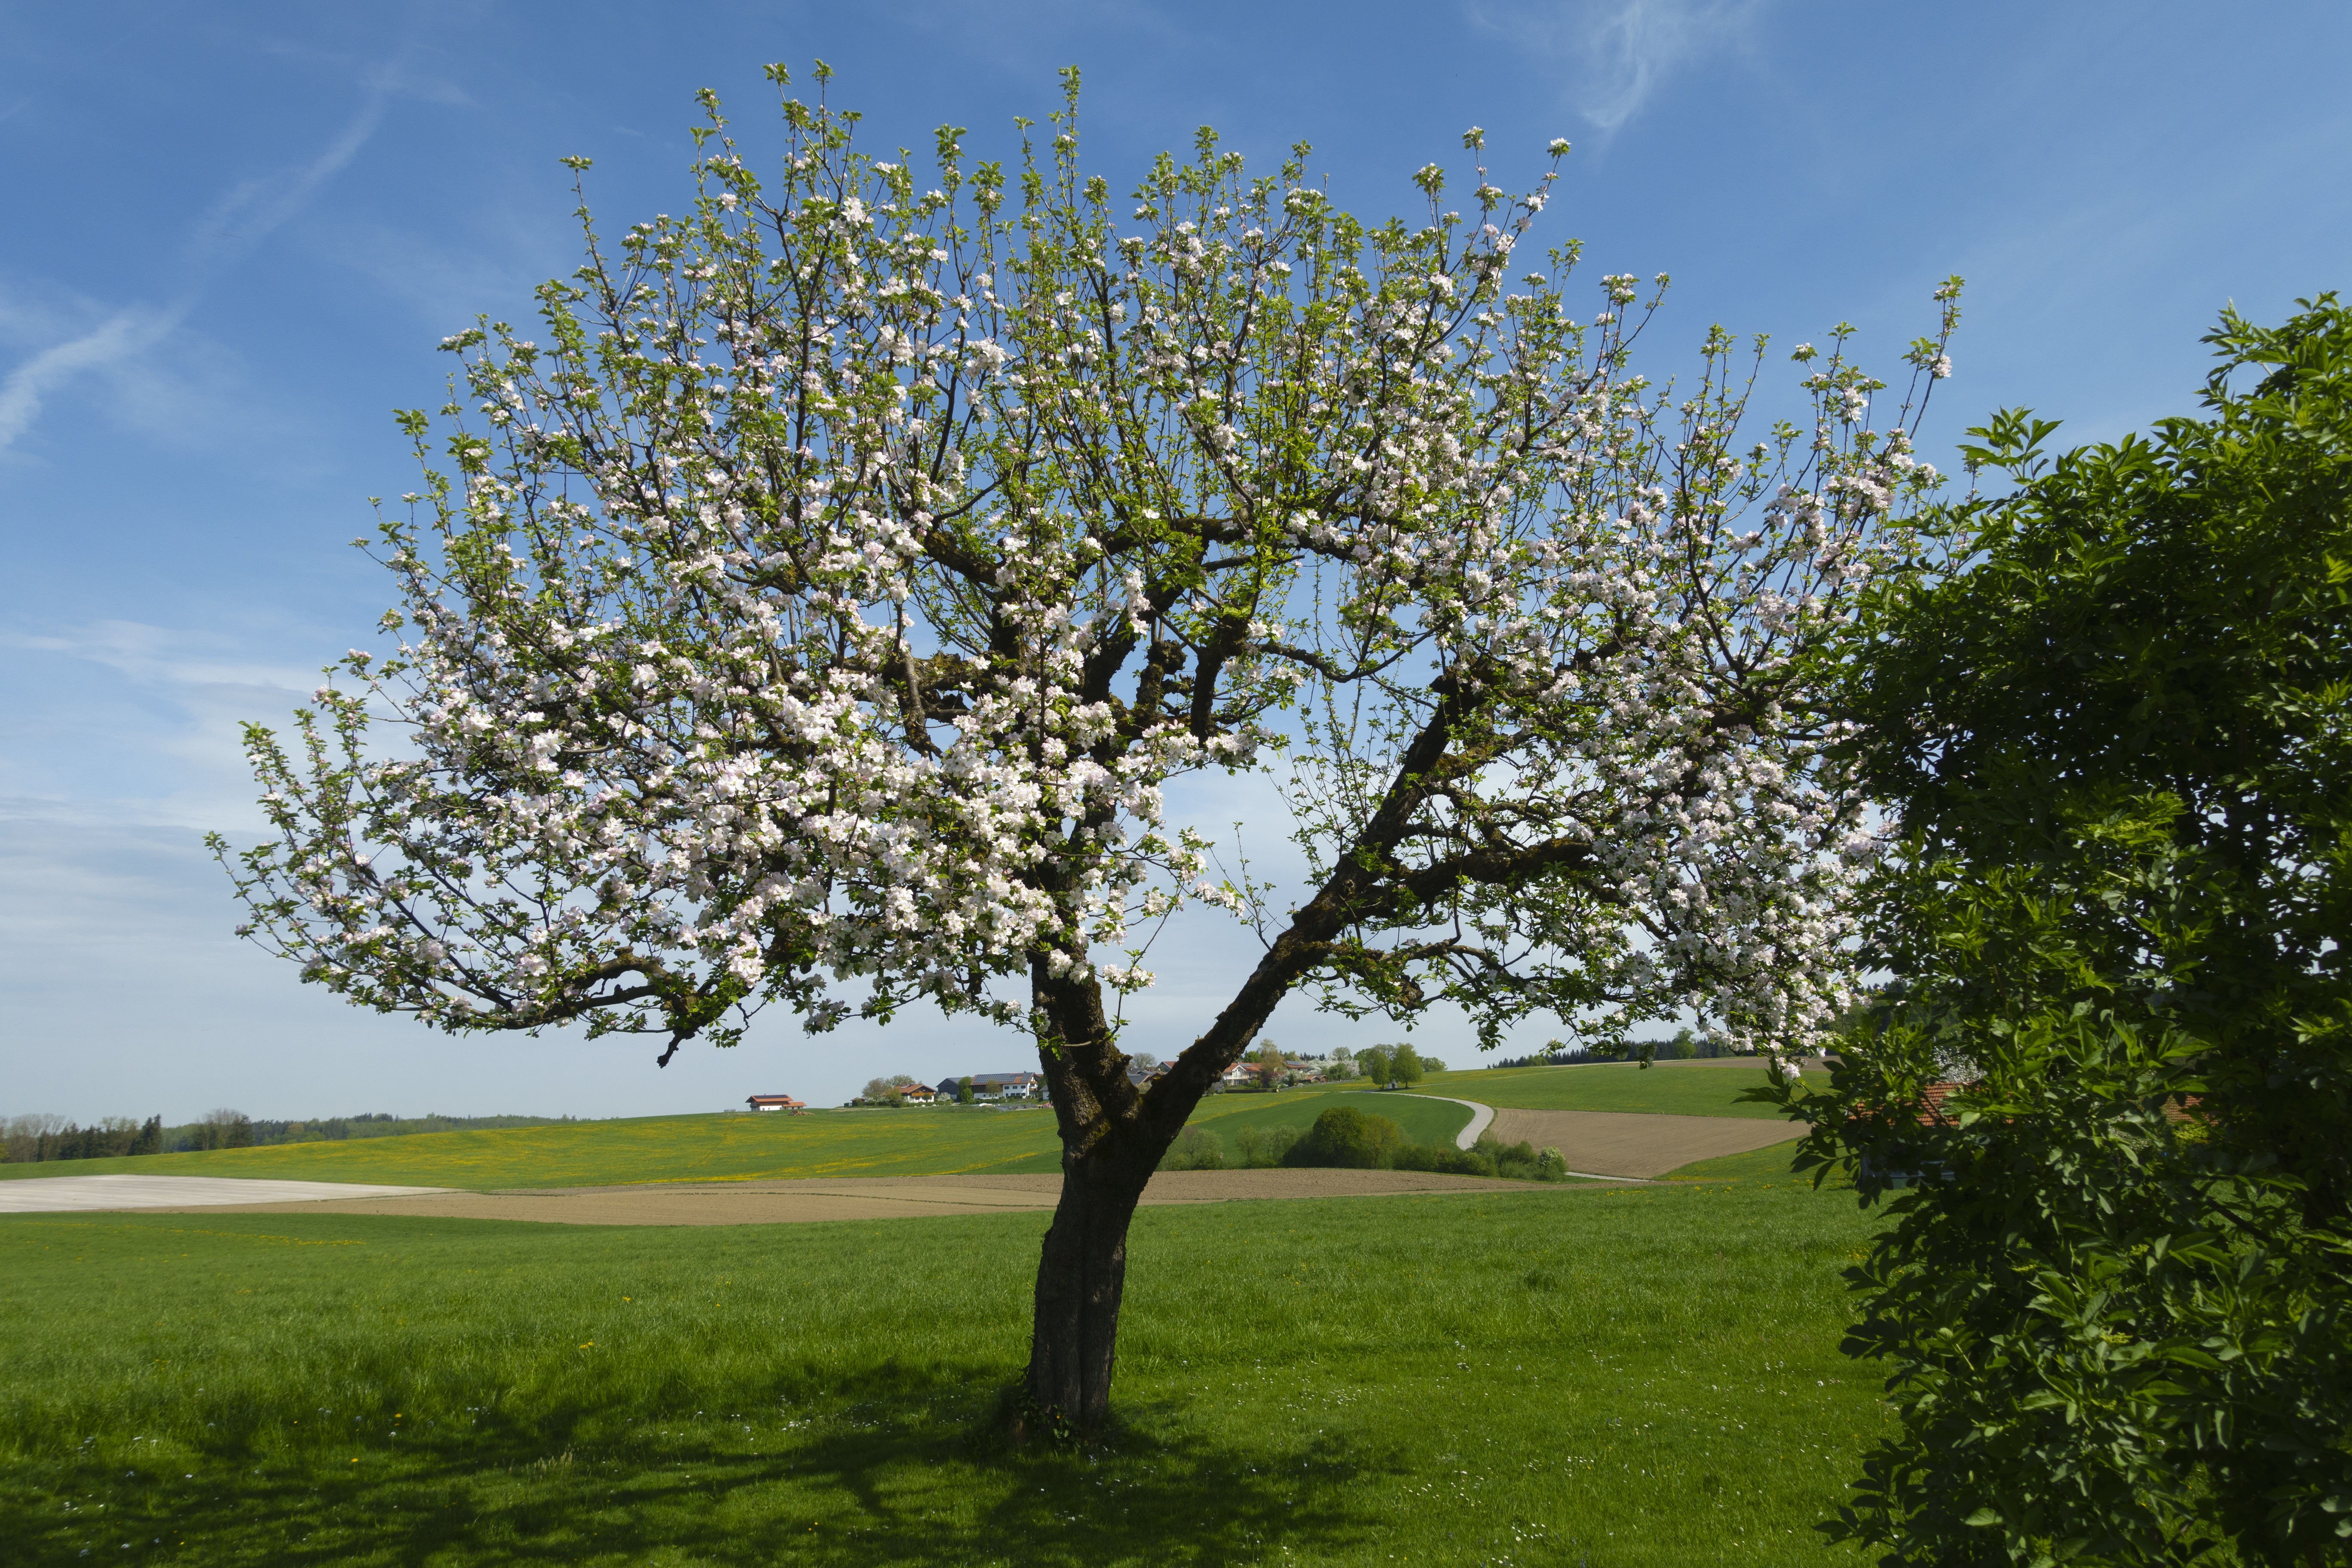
[0, 1088, 1476, 1193]
[1426, 1060, 1785, 1119]
[0, 1106, 1068, 1191]
[0, 1069, 1773, 1195]
[1, 1180, 1887, 1567]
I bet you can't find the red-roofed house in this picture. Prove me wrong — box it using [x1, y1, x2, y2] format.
[1856, 1081, 1969, 1186]
[746, 1094, 805, 1112]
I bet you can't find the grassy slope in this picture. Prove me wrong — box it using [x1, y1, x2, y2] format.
[1185, 1084, 1472, 1146]
[0, 1183, 1885, 1567]
[0, 1107, 1067, 1190]
[0, 1089, 1472, 1192]
[1664, 1143, 1809, 1183]
[1425, 1060, 1788, 1119]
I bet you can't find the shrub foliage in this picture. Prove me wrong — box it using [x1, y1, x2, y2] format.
[1776, 299, 2352, 1564]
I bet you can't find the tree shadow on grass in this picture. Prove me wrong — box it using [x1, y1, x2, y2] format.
[9, 1368, 1410, 1567]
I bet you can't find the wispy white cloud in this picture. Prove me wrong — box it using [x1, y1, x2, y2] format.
[1467, 0, 1764, 133]
[0, 310, 170, 453]
[0, 68, 397, 455]
[0, 619, 326, 832]
[3, 619, 322, 696]
[307, 214, 554, 332]
[0, 276, 295, 456]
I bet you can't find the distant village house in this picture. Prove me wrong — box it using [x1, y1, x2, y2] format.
[745, 1094, 805, 1112]
[964, 1071, 1043, 1100]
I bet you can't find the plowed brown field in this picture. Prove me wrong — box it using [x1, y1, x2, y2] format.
[1486, 1108, 1800, 1177]
[147, 1167, 1628, 1225]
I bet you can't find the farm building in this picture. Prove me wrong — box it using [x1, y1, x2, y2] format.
[964, 1071, 1043, 1100]
[744, 1094, 805, 1112]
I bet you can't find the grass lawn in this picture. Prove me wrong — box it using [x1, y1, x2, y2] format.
[1427, 1060, 1785, 1120]
[0, 1106, 1069, 1190]
[1, 1182, 1887, 1566]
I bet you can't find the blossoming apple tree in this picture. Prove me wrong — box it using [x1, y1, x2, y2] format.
[214, 66, 1958, 1432]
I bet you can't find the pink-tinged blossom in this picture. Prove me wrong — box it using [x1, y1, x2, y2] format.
[213, 80, 1963, 1075]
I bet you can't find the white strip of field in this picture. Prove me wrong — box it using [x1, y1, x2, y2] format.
[0, 1175, 456, 1213]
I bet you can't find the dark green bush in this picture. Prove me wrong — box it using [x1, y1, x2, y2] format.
[1283, 1106, 1405, 1169]
[1392, 1141, 1495, 1176]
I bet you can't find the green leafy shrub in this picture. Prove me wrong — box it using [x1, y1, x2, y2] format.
[1390, 1141, 1494, 1176]
[1157, 1126, 1226, 1172]
[1776, 298, 2352, 1566]
[1475, 1133, 1567, 1182]
[1283, 1106, 1405, 1169]
[1232, 1124, 1301, 1168]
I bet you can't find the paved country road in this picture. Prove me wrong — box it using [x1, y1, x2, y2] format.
[1378, 1092, 1497, 1149]
[1373, 1090, 1801, 1178]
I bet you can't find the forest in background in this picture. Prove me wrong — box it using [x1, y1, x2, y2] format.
[0, 1110, 579, 1163]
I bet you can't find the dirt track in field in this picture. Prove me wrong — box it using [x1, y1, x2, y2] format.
[1485, 1109, 1801, 1178]
[145, 1167, 1632, 1226]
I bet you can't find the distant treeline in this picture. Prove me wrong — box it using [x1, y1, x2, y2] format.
[1, 1110, 578, 1164]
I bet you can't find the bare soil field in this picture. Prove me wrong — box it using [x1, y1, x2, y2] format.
[1486, 1108, 1801, 1178]
[138, 1167, 1623, 1225]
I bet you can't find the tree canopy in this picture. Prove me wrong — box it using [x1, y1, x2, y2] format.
[214, 66, 1960, 1430]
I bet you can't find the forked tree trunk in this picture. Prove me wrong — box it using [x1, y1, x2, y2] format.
[1009, 681, 1477, 1434]
[1016, 896, 1333, 1435]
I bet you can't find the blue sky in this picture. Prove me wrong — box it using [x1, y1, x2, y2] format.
[3, 0, 2346, 1122]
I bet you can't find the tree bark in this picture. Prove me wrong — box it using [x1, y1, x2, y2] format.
[1017, 961, 1171, 1438]
[1020, 1132, 1157, 1436]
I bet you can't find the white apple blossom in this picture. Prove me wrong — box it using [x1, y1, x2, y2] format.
[212, 67, 1961, 1430]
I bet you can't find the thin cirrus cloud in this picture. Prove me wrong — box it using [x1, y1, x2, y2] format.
[0, 71, 396, 456]
[0, 619, 328, 831]
[1466, 0, 1762, 133]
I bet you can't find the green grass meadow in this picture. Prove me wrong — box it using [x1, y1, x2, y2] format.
[1424, 1060, 1784, 1119]
[1, 1180, 1886, 1567]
